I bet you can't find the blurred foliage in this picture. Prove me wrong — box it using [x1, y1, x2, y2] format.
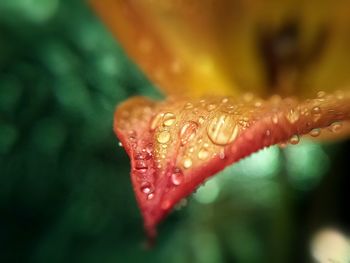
[0, 1, 349, 263]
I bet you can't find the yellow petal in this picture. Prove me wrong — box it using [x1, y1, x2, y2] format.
[92, 0, 350, 98]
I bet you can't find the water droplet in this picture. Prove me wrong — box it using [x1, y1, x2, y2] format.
[309, 128, 321, 137]
[219, 151, 225, 159]
[118, 142, 123, 147]
[312, 106, 321, 114]
[128, 130, 137, 141]
[311, 106, 322, 122]
[180, 121, 198, 145]
[265, 130, 271, 136]
[171, 168, 184, 186]
[289, 134, 300, 145]
[135, 160, 148, 173]
[183, 158, 192, 169]
[329, 122, 343, 133]
[140, 182, 154, 194]
[207, 113, 239, 145]
[163, 112, 176, 126]
[184, 102, 193, 109]
[150, 113, 164, 131]
[286, 108, 300, 124]
[157, 130, 171, 144]
[254, 100, 262, 107]
[206, 103, 217, 111]
[198, 148, 209, 160]
[147, 193, 154, 200]
[317, 91, 326, 98]
[198, 116, 205, 124]
[221, 97, 229, 103]
[135, 151, 151, 160]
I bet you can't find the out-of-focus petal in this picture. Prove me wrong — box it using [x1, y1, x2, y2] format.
[92, 0, 350, 98]
[114, 91, 350, 239]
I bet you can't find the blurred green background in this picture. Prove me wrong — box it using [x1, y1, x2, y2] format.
[0, 1, 349, 262]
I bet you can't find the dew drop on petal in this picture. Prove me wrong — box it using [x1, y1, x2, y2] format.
[317, 91, 326, 98]
[118, 141, 123, 147]
[309, 128, 321, 137]
[329, 122, 343, 133]
[286, 108, 300, 124]
[140, 182, 154, 194]
[198, 148, 209, 160]
[180, 121, 199, 145]
[184, 102, 193, 109]
[147, 193, 154, 200]
[150, 112, 164, 131]
[157, 130, 171, 144]
[171, 168, 184, 186]
[198, 116, 205, 124]
[312, 106, 321, 115]
[135, 160, 148, 173]
[221, 97, 229, 103]
[163, 112, 176, 126]
[207, 113, 239, 145]
[206, 103, 217, 111]
[272, 114, 279, 124]
[183, 158, 193, 169]
[289, 134, 300, 145]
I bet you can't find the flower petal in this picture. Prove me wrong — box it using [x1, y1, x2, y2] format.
[114, 91, 350, 240]
[92, 0, 350, 97]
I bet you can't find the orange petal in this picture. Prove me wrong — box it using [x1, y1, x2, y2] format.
[92, 0, 350, 98]
[114, 91, 350, 240]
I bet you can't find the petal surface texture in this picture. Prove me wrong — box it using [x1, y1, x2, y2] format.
[114, 92, 350, 238]
[92, 0, 350, 98]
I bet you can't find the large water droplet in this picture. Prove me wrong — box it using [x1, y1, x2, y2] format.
[207, 113, 239, 145]
[140, 182, 154, 194]
[180, 121, 198, 145]
[157, 130, 171, 144]
[198, 148, 209, 160]
[163, 112, 176, 126]
[171, 168, 184, 186]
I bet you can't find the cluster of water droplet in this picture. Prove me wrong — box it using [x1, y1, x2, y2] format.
[116, 90, 349, 204]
